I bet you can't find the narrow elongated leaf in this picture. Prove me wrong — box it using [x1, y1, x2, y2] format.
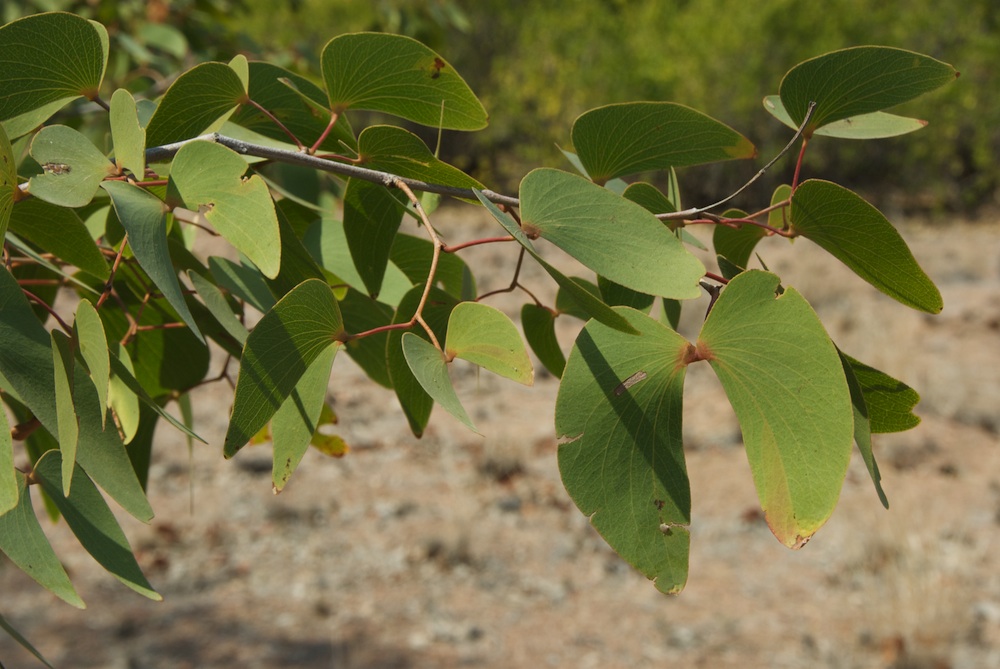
[698, 271, 854, 548]
[0, 610, 55, 668]
[51, 330, 79, 495]
[0, 406, 16, 515]
[779, 46, 958, 133]
[0, 122, 14, 240]
[108, 343, 140, 444]
[224, 279, 344, 458]
[556, 307, 692, 593]
[598, 275, 655, 313]
[28, 125, 116, 207]
[763, 95, 927, 139]
[34, 451, 161, 600]
[170, 141, 281, 278]
[839, 350, 889, 509]
[387, 285, 458, 436]
[75, 299, 111, 425]
[229, 62, 356, 152]
[521, 304, 565, 378]
[475, 188, 637, 334]
[322, 32, 487, 130]
[445, 302, 533, 385]
[187, 270, 248, 346]
[110, 88, 146, 177]
[7, 199, 109, 280]
[343, 178, 406, 298]
[0, 474, 84, 608]
[842, 353, 920, 433]
[0, 270, 152, 521]
[145, 62, 247, 147]
[791, 179, 942, 313]
[519, 169, 705, 299]
[209, 256, 275, 313]
[402, 333, 477, 433]
[0, 12, 108, 125]
[107, 350, 203, 443]
[272, 345, 337, 492]
[358, 125, 483, 191]
[572, 102, 755, 183]
[101, 181, 203, 340]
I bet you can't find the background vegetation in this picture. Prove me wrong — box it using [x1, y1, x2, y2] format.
[7, 0, 998, 210]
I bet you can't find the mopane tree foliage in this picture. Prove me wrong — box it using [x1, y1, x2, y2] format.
[0, 11, 957, 663]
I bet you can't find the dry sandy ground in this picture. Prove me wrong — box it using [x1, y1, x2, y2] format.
[2, 208, 999, 669]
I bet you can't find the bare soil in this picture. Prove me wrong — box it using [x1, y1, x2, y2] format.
[2, 209, 999, 669]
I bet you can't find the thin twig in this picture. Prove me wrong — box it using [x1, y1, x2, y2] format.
[247, 98, 305, 151]
[394, 179, 443, 350]
[97, 233, 129, 308]
[22, 289, 72, 333]
[658, 101, 817, 221]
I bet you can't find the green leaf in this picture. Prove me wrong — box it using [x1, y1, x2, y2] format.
[224, 279, 343, 458]
[33, 451, 161, 600]
[108, 343, 141, 444]
[402, 332, 477, 433]
[0, 473, 84, 608]
[322, 32, 488, 130]
[229, 62, 356, 153]
[229, 54, 249, 91]
[51, 330, 79, 495]
[519, 169, 705, 299]
[698, 271, 854, 548]
[622, 181, 675, 216]
[144, 62, 247, 147]
[7, 199, 110, 280]
[767, 185, 793, 230]
[713, 216, 767, 271]
[521, 304, 565, 378]
[187, 270, 248, 346]
[343, 178, 406, 298]
[839, 350, 889, 509]
[358, 125, 483, 191]
[572, 102, 756, 183]
[390, 232, 473, 300]
[763, 95, 927, 140]
[271, 345, 337, 493]
[101, 181, 203, 340]
[841, 352, 920, 434]
[75, 299, 111, 426]
[110, 88, 146, 177]
[0, 12, 108, 126]
[28, 125, 116, 207]
[445, 302, 533, 385]
[555, 277, 601, 321]
[0, 404, 16, 515]
[790, 180, 942, 313]
[387, 285, 458, 437]
[0, 610, 55, 668]
[474, 187, 638, 334]
[107, 349, 203, 444]
[778, 46, 958, 133]
[660, 298, 681, 331]
[598, 275, 655, 313]
[337, 289, 395, 389]
[209, 256, 275, 313]
[0, 122, 14, 240]
[556, 307, 692, 594]
[169, 141, 281, 278]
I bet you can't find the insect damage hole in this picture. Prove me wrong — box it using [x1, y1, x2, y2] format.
[613, 370, 647, 397]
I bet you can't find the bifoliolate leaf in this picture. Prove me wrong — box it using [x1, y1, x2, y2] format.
[110, 88, 146, 177]
[556, 307, 692, 593]
[572, 102, 756, 183]
[0, 12, 108, 129]
[519, 169, 705, 299]
[0, 474, 84, 608]
[763, 95, 927, 140]
[272, 345, 337, 493]
[101, 180, 203, 340]
[474, 188, 638, 334]
[698, 271, 854, 548]
[790, 179, 942, 313]
[169, 141, 281, 278]
[445, 302, 533, 385]
[224, 279, 344, 457]
[28, 125, 117, 207]
[322, 32, 487, 130]
[402, 332, 477, 433]
[779, 46, 958, 133]
[144, 62, 247, 147]
[34, 451, 161, 600]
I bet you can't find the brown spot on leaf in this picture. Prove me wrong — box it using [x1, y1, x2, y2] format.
[431, 57, 445, 79]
